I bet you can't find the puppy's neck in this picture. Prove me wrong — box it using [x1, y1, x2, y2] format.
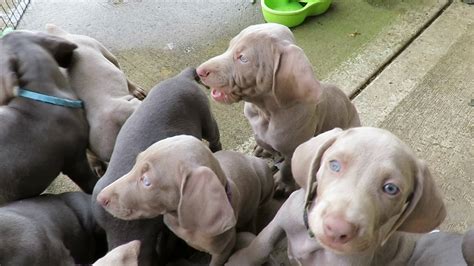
[246, 96, 286, 117]
[371, 232, 417, 265]
[17, 50, 78, 101]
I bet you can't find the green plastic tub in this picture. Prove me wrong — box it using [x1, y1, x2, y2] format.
[261, 0, 332, 27]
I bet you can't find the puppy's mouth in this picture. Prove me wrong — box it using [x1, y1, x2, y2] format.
[105, 205, 135, 220]
[317, 235, 371, 254]
[210, 88, 240, 104]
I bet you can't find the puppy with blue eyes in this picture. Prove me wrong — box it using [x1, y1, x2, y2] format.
[97, 135, 275, 266]
[226, 127, 452, 266]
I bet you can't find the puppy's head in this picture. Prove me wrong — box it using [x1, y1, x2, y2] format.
[0, 30, 77, 104]
[8, 30, 77, 67]
[293, 127, 446, 254]
[196, 23, 321, 106]
[93, 240, 140, 266]
[97, 135, 236, 236]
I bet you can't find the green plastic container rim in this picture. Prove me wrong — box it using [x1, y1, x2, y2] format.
[1, 27, 15, 38]
[261, 0, 329, 16]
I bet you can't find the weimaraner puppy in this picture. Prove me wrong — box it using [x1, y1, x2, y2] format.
[407, 229, 473, 266]
[91, 68, 222, 266]
[0, 192, 107, 265]
[197, 23, 360, 196]
[45, 24, 142, 173]
[93, 240, 140, 266]
[226, 127, 457, 266]
[0, 30, 98, 204]
[97, 135, 275, 266]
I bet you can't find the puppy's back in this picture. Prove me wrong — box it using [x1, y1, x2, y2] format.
[0, 193, 99, 265]
[103, 67, 212, 180]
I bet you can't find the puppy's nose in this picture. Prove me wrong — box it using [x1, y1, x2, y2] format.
[196, 66, 210, 78]
[97, 193, 110, 208]
[323, 215, 358, 244]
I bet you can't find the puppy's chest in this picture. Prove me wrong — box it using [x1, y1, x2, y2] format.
[244, 103, 317, 152]
[286, 226, 323, 263]
[163, 215, 229, 254]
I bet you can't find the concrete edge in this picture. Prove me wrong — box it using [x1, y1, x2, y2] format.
[353, 1, 474, 127]
[324, 0, 451, 97]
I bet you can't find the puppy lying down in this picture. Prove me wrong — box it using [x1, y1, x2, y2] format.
[97, 135, 275, 265]
[226, 127, 469, 266]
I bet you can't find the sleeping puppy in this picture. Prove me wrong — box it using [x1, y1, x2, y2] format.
[197, 23, 360, 197]
[226, 127, 454, 266]
[0, 192, 106, 265]
[97, 135, 275, 266]
[45, 24, 143, 175]
[91, 68, 222, 266]
[0, 30, 98, 204]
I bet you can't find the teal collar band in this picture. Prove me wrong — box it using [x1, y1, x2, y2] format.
[17, 88, 84, 109]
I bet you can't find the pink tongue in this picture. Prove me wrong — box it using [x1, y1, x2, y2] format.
[211, 89, 226, 101]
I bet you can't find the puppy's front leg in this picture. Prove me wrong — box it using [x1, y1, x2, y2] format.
[274, 157, 297, 198]
[203, 113, 222, 152]
[64, 151, 99, 193]
[225, 217, 286, 266]
[210, 230, 237, 266]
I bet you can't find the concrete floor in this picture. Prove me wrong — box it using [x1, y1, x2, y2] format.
[19, 0, 447, 149]
[354, 2, 474, 232]
[15, 0, 473, 262]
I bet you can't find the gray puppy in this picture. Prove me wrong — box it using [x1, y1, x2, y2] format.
[0, 30, 98, 204]
[197, 24, 360, 197]
[92, 67, 222, 266]
[408, 230, 473, 266]
[0, 192, 106, 265]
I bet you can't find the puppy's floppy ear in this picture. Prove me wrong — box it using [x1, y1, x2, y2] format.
[35, 32, 77, 68]
[272, 43, 322, 107]
[292, 128, 344, 189]
[178, 166, 236, 236]
[394, 160, 446, 233]
[0, 42, 18, 105]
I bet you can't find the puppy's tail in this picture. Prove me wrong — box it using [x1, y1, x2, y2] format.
[179, 67, 199, 82]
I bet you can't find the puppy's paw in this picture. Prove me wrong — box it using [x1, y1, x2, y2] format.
[209, 141, 222, 152]
[87, 152, 108, 177]
[131, 85, 147, 100]
[253, 144, 274, 158]
[273, 172, 297, 198]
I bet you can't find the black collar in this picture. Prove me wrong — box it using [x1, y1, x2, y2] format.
[303, 180, 317, 238]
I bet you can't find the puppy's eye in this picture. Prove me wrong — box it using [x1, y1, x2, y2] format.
[141, 175, 151, 187]
[329, 160, 341, 172]
[383, 183, 399, 195]
[238, 54, 249, 63]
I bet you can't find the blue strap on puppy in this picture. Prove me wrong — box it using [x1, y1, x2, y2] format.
[17, 88, 84, 109]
